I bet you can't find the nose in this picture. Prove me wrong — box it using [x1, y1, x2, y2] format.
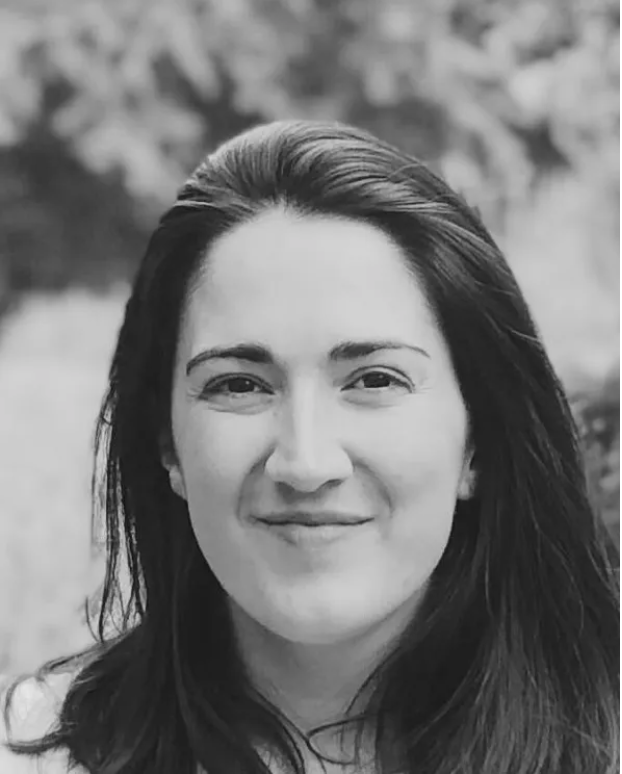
[265, 386, 353, 493]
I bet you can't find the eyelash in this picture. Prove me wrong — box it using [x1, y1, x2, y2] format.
[345, 370, 412, 392]
[201, 375, 271, 398]
[201, 369, 412, 398]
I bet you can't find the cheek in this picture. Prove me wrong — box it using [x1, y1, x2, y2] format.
[364, 391, 467, 481]
[367, 399, 468, 547]
[176, 409, 260, 493]
[172, 410, 267, 555]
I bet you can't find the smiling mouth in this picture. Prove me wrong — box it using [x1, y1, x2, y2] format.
[253, 517, 372, 547]
[253, 512, 373, 527]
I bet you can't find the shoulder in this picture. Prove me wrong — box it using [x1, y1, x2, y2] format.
[0, 672, 81, 773]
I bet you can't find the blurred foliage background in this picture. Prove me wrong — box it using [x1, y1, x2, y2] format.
[0, 0, 618, 674]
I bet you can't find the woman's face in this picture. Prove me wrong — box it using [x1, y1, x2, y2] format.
[168, 208, 473, 645]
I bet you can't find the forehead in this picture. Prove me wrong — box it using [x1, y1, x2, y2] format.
[181, 208, 441, 358]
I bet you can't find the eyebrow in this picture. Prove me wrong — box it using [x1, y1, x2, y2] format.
[186, 340, 430, 375]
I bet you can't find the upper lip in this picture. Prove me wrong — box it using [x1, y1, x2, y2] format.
[254, 511, 372, 526]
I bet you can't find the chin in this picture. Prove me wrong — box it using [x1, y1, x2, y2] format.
[231, 576, 427, 648]
[258, 597, 399, 647]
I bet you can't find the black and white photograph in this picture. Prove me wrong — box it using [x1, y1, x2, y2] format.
[0, 1, 619, 772]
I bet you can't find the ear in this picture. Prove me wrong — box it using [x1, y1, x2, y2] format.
[457, 449, 477, 501]
[160, 437, 187, 501]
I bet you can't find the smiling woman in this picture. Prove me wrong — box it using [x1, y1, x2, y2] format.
[1, 121, 619, 774]
[167, 210, 472, 656]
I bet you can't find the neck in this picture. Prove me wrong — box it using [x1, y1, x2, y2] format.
[228, 599, 417, 735]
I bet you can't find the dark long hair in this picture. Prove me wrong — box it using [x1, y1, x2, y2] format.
[4, 121, 619, 773]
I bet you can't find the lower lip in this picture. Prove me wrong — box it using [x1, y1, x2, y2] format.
[255, 520, 372, 547]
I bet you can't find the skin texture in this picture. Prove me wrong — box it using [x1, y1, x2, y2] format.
[165, 208, 474, 731]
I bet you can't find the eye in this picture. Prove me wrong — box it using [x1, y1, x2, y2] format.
[200, 375, 272, 402]
[216, 376, 263, 394]
[346, 369, 412, 392]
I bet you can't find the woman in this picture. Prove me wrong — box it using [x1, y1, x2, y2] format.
[2, 120, 618, 773]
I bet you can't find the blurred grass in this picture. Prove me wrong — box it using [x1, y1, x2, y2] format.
[0, 288, 125, 674]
